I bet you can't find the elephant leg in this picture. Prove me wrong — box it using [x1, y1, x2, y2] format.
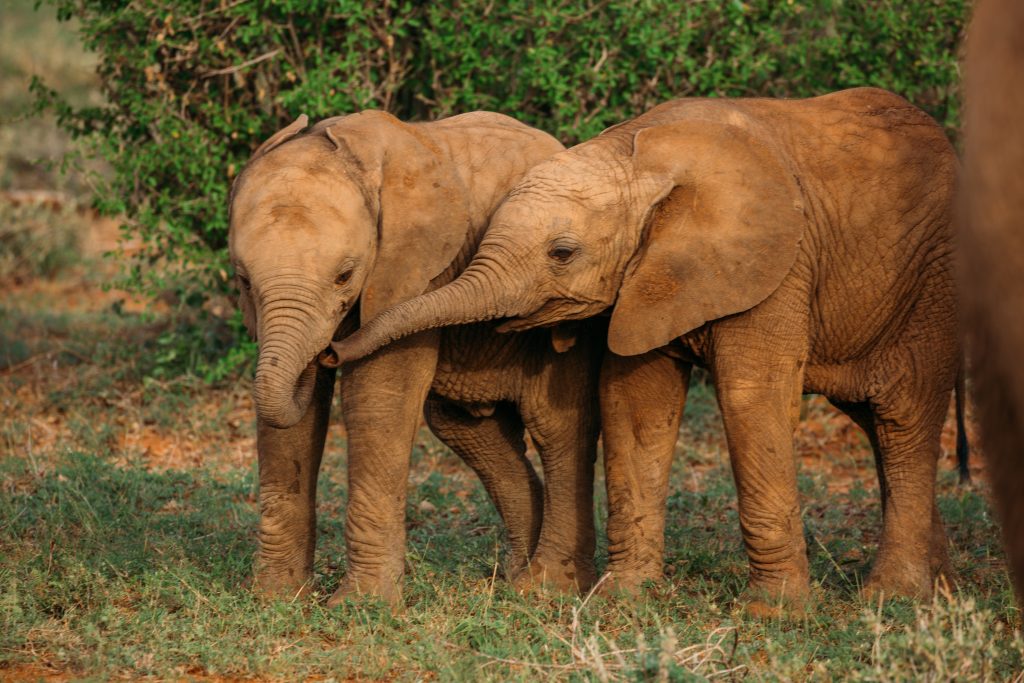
[515, 354, 602, 594]
[831, 399, 955, 593]
[424, 398, 543, 578]
[861, 383, 951, 600]
[599, 350, 690, 595]
[713, 350, 810, 615]
[253, 365, 336, 599]
[329, 332, 440, 608]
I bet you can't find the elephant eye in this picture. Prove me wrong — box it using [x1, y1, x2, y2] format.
[548, 244, 579, 264]
[335, 268, 355, 286]
[237, 274, 252, 291]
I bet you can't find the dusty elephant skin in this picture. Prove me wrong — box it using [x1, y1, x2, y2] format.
[962, 0, 1024, 606]
[229, 111, 603, 606]
[334, 88, 965, 614]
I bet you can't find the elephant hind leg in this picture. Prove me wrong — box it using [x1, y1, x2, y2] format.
[424, 397, 542, 578]
[831, 399, 955, 594]
[857, 382, 953, 600]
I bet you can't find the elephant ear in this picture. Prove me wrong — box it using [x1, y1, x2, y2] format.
[321, 112, 472, 323]
[608, 119, 807, 356]
[252, 114, 309, 158]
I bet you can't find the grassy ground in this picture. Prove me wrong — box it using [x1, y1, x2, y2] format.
[2, 2, 1023, 681]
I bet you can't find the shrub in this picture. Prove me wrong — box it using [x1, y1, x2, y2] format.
[35, 0, 968, 377]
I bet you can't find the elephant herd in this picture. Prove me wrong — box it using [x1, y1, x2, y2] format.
[227, 3, 1024, 615]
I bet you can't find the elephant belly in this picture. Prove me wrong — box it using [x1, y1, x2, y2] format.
[430, 367, 511, 407]
[430, 324, 542, 406]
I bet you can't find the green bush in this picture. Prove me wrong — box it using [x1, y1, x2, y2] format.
[35, 0, 968, 378]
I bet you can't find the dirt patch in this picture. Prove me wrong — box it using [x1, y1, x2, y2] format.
[0, 663, 72, 682]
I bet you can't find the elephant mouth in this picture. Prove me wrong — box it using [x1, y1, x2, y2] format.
[318, 346, 341, 368]
[495, 298, 606, 332]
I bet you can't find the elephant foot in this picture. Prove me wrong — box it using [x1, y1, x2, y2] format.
[513, 556, 597, 595]
[740, 573, 812, 619]
[593, 565, 663, 598]
[862, 560, 936, 602]
[326, 574, 403, 609]
[501, 548, 532, 583]
[928, 521, 959, 592]
[251, 558, 315, 601]
[740, 592, 812, 620]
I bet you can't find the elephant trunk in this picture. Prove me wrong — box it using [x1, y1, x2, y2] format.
[254, 297, 326, 429]
[329, 258, 524, 365]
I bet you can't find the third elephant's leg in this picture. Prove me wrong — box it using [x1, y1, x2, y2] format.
[600, 350, 690, 594]
[424, 398, 543, 577]
[329, 332, 440, 608]
[254, 364, 336, 599]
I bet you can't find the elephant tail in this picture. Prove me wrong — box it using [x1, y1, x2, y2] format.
[956, 362, 971, 484]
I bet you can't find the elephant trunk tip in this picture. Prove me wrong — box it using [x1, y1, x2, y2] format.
[326, 328, 383, 366]
[253, 387, 305, 430]
[253, 359, 319, 430]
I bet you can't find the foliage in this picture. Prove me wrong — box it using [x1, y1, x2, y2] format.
[34, 0, 969, 377]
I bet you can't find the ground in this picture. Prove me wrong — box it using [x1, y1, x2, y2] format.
[1, 2, 1022, 681]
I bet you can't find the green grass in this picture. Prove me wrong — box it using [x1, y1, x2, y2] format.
[1, 441, 1020, 680]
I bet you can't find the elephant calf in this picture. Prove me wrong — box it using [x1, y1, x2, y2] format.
[229, 111, 602, 605]
[333, 88, 966, 614]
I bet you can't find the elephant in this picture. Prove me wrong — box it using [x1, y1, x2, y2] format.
[330, 87, 968, 613]
[228, 110, 603, 606]
[962, 0, 1024, 605]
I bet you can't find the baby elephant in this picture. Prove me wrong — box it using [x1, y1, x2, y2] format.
[333, 88, 965, 614]
[229, 111, 602, 606]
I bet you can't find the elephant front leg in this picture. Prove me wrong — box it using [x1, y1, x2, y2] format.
[714, 356, 810, 617]
[254, 365, 336, 599]
[328, 333, 439, 608]
[424, 398, 543, 579]
[600, 350, 689, 595]
[514, 344, 604, 595]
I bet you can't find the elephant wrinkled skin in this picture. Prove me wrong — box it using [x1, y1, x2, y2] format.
[334, 88, 965, 613]
[229, 111, 602, 605]
[962, 0, 1024, 606]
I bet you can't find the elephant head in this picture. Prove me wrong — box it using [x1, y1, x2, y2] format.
[229, 111, 480, 429]
[330, 111, 807, 362]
